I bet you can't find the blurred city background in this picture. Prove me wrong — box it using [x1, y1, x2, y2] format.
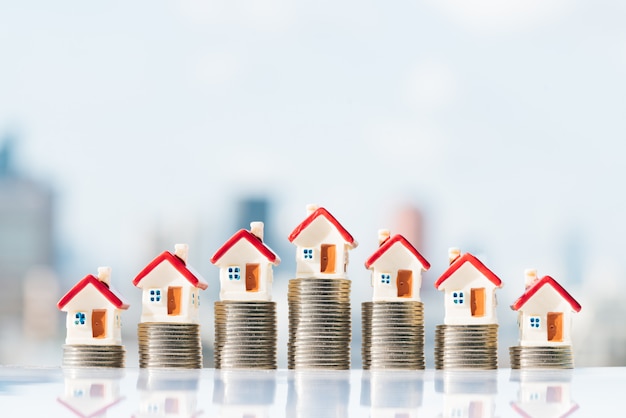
[1, 0, 625, 368]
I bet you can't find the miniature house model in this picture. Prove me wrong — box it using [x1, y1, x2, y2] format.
[288, 204, 358, 279]
[133, 244, 208, 323]
[434, 248, 502, 325]
[57, 267, 129, 346]
[210, 222, 281, 301]
[364, 229, 430, 302]
[511, 270, 581, 346]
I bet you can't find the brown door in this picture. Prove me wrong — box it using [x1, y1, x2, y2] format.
[168, 287, 182, 316]
[92, 310, 106, 339]
[396, 270, 413, 298]
[547, 312, 563, 342]
[470, 288, 485, 317]
[320, 244, 336, 273]
[246, 263, 260, 292]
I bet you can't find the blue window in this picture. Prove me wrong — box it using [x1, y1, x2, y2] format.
[452, 291, 464, 304]
[530, 316, 541, 328]
[228, 266, 241, 280]
[74, 312, 86, 325]
[149, 289, 161, 302]
[303, 248, 313, 260]
[380, 274, 391, 284]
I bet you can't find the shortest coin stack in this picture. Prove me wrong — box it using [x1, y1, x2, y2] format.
[362, 301, 425, 370]
[214, 301, 277, 369]
[62, 345, 125, 368]
[435, 324, 498, 370]
[510, 346, 574, 369]
[138, 323, 202, 368]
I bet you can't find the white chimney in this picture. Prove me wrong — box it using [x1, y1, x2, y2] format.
[378, 229, 390, 246]
[448, 247, 461, 265]
[250, 221, 264, 241]
[524, 268, 538, 289]
[174, 243, 189, 263]
[306, 204, 318, 216]
[97, 266, 111, 286]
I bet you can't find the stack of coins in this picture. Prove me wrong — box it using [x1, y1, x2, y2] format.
[138, 323, 202, 368]
[509, 345, 574, 369]
[434, 324, 498, 370]
[361, 301, 425, 370]
[214, 301, 277, 369]
[62, 344, 125, 368]
[288, 278, 351, 370]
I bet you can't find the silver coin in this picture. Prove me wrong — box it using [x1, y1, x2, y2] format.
[434, 324, 499, 370]
[137, 323, 203, 369]
[362, 301, 425, 370]
[509, 345, 574, 369]
[214, 301, 277, 370]
[288, 278, 352, 370]
[62, 345, 125, 368]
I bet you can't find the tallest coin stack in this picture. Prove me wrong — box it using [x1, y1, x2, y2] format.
[287, 205, 358, 370]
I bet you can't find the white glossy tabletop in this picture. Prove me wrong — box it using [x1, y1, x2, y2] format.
[0, 367, 623, 417]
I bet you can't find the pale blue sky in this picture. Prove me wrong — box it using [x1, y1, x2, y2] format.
[1, 0, 625, 296]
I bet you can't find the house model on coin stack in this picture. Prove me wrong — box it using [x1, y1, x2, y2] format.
[133, 244, 207, 369]
[288, 204, 358, 279]
[364, 229, 430, 302]
[434, 248, 502, 325]
[57, 267, 129, 346]
[133, 244, 208, 323]
[211, 221, 281, 301]
[210, 222, 281, 369]
[511, 269, 581, 347]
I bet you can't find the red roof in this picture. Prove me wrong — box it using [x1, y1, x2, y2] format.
[210, 229, 280, 265]
[57, 275, 129, 310]
[434, 252, 502, 289]
[511, 276, 581, 312]
[132, 251, 208, 289]
[288, 207, 357, 247]
[364, 234, 430, 270]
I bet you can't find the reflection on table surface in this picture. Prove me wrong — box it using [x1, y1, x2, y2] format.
[0, 367, 623, 417]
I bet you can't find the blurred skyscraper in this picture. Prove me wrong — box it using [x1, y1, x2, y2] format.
[0, 134, 55, 317]
[0, 135, 58, 361]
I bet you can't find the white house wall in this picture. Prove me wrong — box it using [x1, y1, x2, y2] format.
[292, 217, 349, 279]
[518, 286, 574, 346]
[137, 262, 200, 323]
[439, 263, 499, 325]
[62, 285, 123, 345]
[216, 239, 274, 301]
[371, 244, 424, 302]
